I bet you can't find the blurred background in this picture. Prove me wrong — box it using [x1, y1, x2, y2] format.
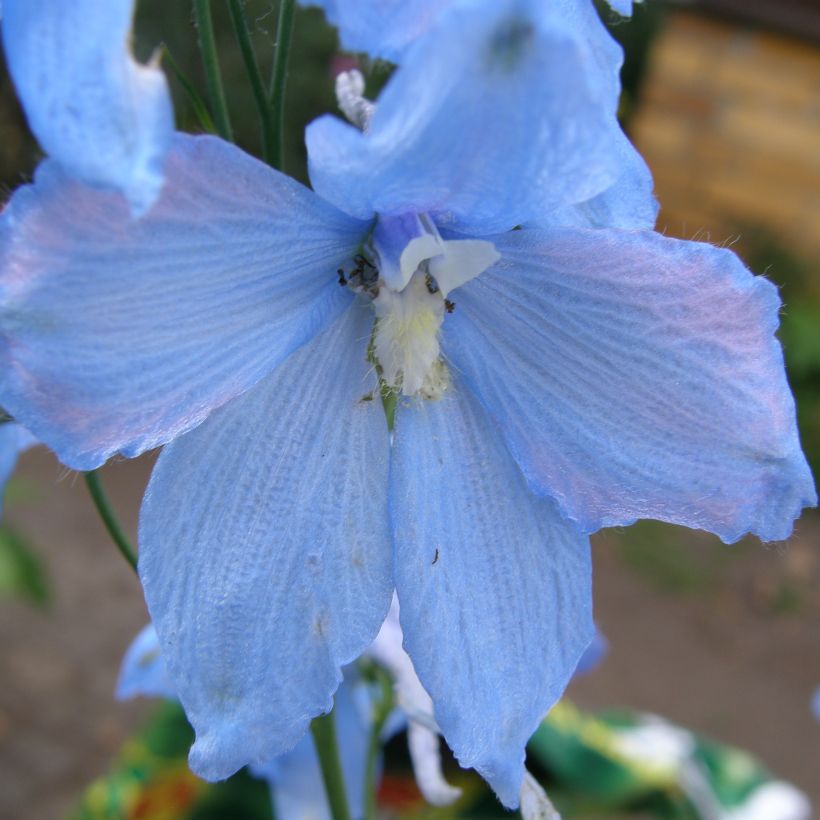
[0, 1, 818, 817]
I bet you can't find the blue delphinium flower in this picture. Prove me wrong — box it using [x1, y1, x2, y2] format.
[0, 0, 814, 811]
[1, 0, 173, 213]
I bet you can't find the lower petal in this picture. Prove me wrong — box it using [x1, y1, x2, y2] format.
[139, 304, 392, 779]
[390, 382, 593, 807]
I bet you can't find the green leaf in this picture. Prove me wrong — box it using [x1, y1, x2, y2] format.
[0, 526, 49, 606]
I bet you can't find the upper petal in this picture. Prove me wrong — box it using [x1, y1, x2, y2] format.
[444, 227, 817, 543]
[536, 126, 658, 231]
[301, 0, 628, 71]
[2, 0, 173, 214]
[139, 303, 392, 780]
[307, 0, 624, 234]
[300, 0, 447, 61]
[0, 133, 368, 470]
[390, 382, 593, 807]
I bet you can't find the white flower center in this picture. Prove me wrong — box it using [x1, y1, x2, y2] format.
[369, 218, 499, 400]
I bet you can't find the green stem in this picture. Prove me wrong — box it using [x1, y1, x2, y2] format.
[364, 668, 395, 820]
[84, 470, 138, 574]
[193, 0, 233, 141]
[311, 707, 352, 820]
[268, 0, 296, 171]
[227, 0, 276, 163]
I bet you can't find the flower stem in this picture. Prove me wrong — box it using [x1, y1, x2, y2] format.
[268, 0, 296, 171]
[311, 706, 352, 820]
[84, 470, 138, 574]
[227, 0, 276, 163]
[364, 667, 394, 820]
[193, 0, 233, 142]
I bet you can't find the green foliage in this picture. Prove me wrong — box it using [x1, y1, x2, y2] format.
[134, 1, 338, 183]
[0, 524, 48, 606]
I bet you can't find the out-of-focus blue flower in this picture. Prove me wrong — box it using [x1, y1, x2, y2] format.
[812, 688, 820, 722]
[1, 0, 173, 214]
[0, 0, 814, 810]
[300, 0, 639, 63]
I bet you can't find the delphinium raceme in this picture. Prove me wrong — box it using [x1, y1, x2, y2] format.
[0, 0, 815, 817]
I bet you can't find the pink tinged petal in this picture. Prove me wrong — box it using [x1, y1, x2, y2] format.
[139, 304, 392, 780]
[2, 0, 173, 214]
[0, 134, 369, 470]
[445, 227, 817, 543]
[390, 382, 594, 808]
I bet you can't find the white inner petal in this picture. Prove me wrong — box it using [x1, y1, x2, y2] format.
[429, 238, 501, 296]
[407, 722, 463, 807]
[520, 771, 561, 820]
[372, 233, 499, 398]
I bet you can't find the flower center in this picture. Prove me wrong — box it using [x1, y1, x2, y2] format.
[331, 74, 500, 399]
[356, 213, 499, 400]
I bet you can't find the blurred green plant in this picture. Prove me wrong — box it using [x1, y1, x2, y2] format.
[0, 524, 48, 606]
[74, 698, 805, 820]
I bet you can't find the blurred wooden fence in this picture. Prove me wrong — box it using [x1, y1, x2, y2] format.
[631, 9, 820, 261]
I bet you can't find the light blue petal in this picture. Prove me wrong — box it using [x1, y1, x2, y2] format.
[139, 304, 392, 781]
[116, 623, 177, 701]
[307, 0, 623, 234]
[299, 0, 446, 61]
[553, 0, 625, 104]
[2, 0, 173, 214]
[0, 422, 34, 518]
[390, 382, 593, 808]
[537, 127, 658, 231]
[0, 133, 368, 471]
[812, 687, 820, 722]
[444, 228, 817, 543]
[253, 670, 374, 820]
[301, 0, 630, 65]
